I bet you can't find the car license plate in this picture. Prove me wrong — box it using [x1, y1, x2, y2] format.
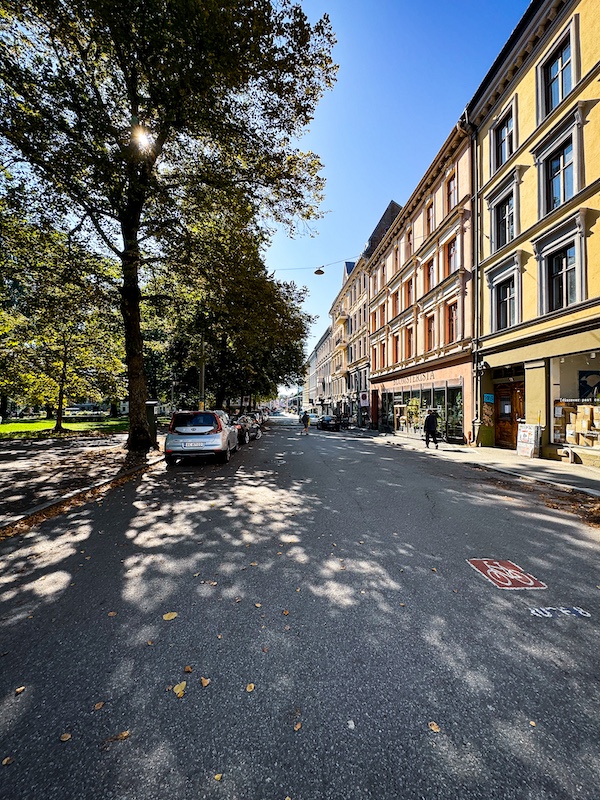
[182, 442, 204, 448]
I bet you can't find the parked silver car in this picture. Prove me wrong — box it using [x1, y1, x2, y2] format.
[164, 410, 238, 465]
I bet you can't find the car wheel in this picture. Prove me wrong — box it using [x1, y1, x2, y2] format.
[243, 430, 250, 444]
[165, 455, 177, 466]
[220, 444, 231, 463]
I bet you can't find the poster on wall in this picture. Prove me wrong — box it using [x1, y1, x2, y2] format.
[579, 370, 600, 399]
[517, 424, 541, 458]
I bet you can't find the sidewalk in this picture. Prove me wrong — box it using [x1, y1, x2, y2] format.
[0, 434, 165, 531]
[355, 427, 600, 499]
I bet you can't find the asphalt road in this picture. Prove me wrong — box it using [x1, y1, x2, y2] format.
[0, 417, 598, 799]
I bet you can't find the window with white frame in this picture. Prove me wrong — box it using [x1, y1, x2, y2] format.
[548, 244, 576, 311]
[491, 104, 515, 174]
[532, 210, 587, 316]
[486, 254, 523, 333]
[495, 193, 515, 250]
[536, 17, 580, 123]
[533, 108, 583, 218]
[485, 167, 522, 254]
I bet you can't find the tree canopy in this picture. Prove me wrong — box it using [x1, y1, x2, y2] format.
[0, 0, 336, 451]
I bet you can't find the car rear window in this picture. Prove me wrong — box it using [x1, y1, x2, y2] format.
[171, 413, 217, 428]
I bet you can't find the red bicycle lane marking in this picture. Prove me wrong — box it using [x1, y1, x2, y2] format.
[467, 559, 547, 590]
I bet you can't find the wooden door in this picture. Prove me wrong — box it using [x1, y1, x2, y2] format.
[494, 382, 524, 449]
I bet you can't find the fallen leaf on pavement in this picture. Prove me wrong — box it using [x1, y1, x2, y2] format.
[162, 612, 178, 621]
[530, 720, 536, 727]
[428, 722, 440, 732]
[283, 610, 289, 616]
[217, 634, 223, 639]
[104, 731, 129, 743]
[250, 562, 258, 567]
[173, 681, 186, 698]
[2, 757, 14, 766]
[184, 666, 193, 673]
[147, 640, 154, 645]
[255, 603, 262, 608]
[262, 647, 269, 653]
[431, 568, 437, 573]
[107, 611, 117, 617]
[60, 733, 72, 742]
[201, 677, 211, 687]
[15, 686, 25, 695]
[246, 683, 255, 692]
[94, 702, 105, 711]
[294, 722, 302, 731]
[399, 603, 406, 607]
[214, 774, 223, 781]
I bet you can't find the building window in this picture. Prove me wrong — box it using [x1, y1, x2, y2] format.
[405, 278, 414, 308]
[370, 311, 377, 331]
[485, 167, 522, 254]
[496, 276, 516, 330]
[426, 203, 434, 237]
[495, 112, 514, 169]
[536, 19, 579, 123]
[406, 229, 413, 258]
[546, 138, 573, 211]
[446, 238, 457, 275]
[544, 40, 572, 115]
[446, 172, 457, 212]
[371, 347, 377, 370]
[447, 302, 458, 343]
[495, 193, 514, 250]
[392, 290, 399, 318]
[426, 316, 435, 352]
[392, 334, 400, 364]
[533, 210, 587, 316]
[379, 341, 385, 367]
[548, 243, 576, 311]
[425, 258, 435, 292]
[378, 304, 385, 328]
[406, 327, 413, 359]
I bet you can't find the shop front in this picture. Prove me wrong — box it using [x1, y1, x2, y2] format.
[550, 351, 600, 451]
[374, 361, 472, 444]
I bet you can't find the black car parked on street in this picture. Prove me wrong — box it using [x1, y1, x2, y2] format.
[316, 415, 340, 431]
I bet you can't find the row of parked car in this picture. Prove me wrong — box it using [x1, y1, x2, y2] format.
[164, 409, 266, 466]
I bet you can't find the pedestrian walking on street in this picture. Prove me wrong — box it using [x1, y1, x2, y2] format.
[424, 409, 439, 449]
[301, 410, 310, 435]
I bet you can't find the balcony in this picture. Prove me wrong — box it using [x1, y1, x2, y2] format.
[334, 308, 348, 322]
[334, 336, 348, 351]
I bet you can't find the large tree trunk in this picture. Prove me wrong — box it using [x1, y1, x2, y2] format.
[53, 340, 67, 433]
[53, 384, 65, 432]
[120, 225, 153, 453]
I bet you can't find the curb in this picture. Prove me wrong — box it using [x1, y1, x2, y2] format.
[0, 453, 165, 532]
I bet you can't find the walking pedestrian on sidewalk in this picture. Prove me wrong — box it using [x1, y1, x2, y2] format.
[424, 409, 439, 449]
[301, 410, 310, 435]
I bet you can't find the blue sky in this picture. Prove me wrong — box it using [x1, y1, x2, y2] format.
[266, 0, 532, 358]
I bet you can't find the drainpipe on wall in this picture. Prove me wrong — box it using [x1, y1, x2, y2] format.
[460, 107, 481, 445]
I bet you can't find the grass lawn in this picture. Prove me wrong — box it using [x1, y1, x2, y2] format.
[0, 418, 131, 439]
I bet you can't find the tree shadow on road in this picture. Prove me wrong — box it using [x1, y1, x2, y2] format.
[0, 424, 598, 799]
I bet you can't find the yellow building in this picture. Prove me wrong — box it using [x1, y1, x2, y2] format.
[468, 0, 600, 462]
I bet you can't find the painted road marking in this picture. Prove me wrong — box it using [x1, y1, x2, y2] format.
[530, 606, 591, 618]
[468, 559, 547, 590]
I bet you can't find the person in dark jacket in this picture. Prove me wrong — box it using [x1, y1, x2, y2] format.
[424, 409, 439, 449]
[301, 410, 310, 435]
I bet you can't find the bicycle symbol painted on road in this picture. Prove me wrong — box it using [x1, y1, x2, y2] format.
[467, 559, 547, 590]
